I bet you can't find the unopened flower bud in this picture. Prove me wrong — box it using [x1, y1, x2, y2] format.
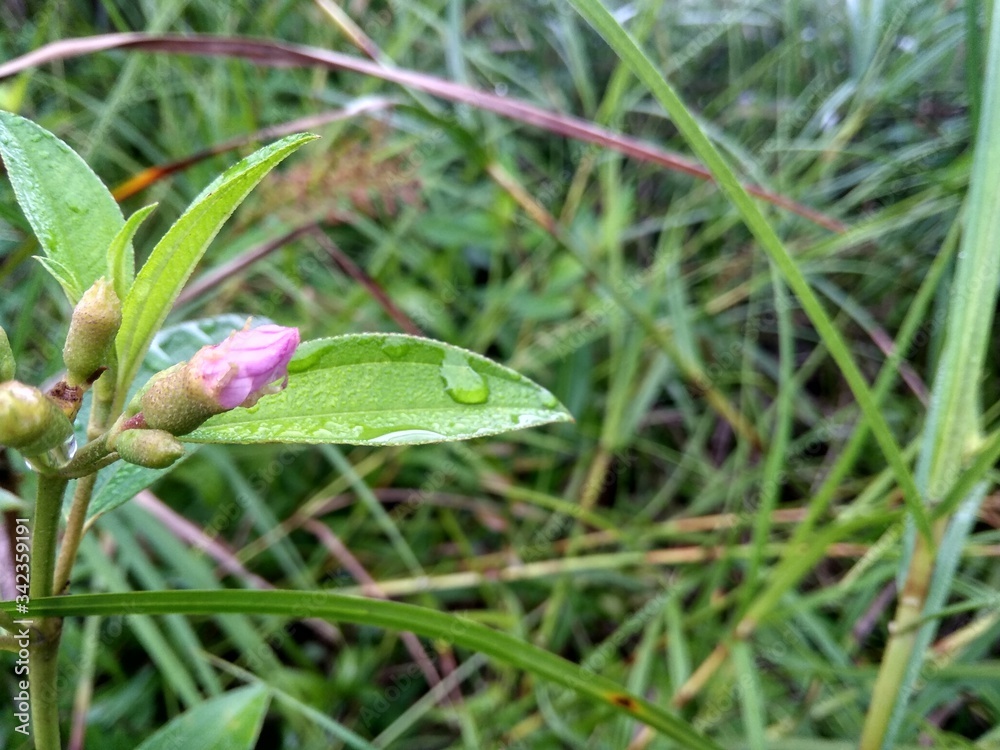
[114, 429, 185, 469]
[139, 325, 299, 436]
[63, 278, 122, 386]
[0, 326, 14, 381]
[0, 381, 75, 456]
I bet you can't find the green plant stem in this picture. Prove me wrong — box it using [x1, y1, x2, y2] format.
[56, 372, 117, 594]
[29, 373, 119, 749]
[29, 476, 66, 604]
[29, 473, 69, 750]
[52, 475, 97, 594]
[858, 0, 1000, 742]
[858, 521, 942, 749]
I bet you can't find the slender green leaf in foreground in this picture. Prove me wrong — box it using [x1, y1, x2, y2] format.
[186, 334, 573, 445]
[2, 590, 722, 750]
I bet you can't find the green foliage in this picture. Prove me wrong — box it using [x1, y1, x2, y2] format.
[5, 590, 723, 750]
[114, 133, 318, 400]
[106, 203, 157, 301]
[0, 0, 994, 748]
[134, 684, 270, 750]
[0, 110, 124, 302]
[188, 334, 571, 445]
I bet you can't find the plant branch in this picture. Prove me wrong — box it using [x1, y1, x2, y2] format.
[29, 473, 68, 750]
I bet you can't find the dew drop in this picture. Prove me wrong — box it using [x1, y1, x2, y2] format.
[26, 434, 77, 472]
[440, 350, 489, 405]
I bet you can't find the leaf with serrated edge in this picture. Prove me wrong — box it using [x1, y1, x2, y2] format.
[0, 110, 123, 302]
[186, 334, 572, 445]
[114, 133, 318, 400]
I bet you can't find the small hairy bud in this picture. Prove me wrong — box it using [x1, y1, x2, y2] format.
[115, 429, 185, 469]
[0, 325, 14, 381]
[138, 325, 299, 436]
[63, 278, 122, 386]
[0, 381, 74, 456]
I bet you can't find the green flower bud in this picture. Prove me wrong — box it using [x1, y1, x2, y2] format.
[0, 381, 75, 457]
[0, 325, 14, 382]
[114, 429, 185, 469]
[63, 278, 122, 386]
[137, 363, 227, 437]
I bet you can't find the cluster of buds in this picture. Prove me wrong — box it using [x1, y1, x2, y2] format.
[0, 274, 299, 473]
[0, 279, 124, 470]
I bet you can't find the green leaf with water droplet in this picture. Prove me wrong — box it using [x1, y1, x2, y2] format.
[0, 111, 125, 302]
[185, 334, 573, 445]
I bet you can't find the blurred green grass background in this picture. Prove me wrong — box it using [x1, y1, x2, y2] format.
[0, 0, 997, 748]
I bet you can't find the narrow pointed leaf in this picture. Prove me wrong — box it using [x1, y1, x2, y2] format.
[135, 684, 269, 750]
[114, 132, 317, 397]
[107, 202, 157, 300]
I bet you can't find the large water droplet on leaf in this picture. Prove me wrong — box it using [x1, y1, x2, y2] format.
[439, 350, 489, 405]
[25, 434, 77, 472]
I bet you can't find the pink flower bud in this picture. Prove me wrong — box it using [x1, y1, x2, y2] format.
[137, 324, 299, 436]
[189, 324, 300, 409]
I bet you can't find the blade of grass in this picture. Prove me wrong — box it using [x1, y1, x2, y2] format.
[111, 100, 395, 201]
[3, 589, 725, 750]
[861, 2, 1000, 744]
[0, 32, 845, 233]
[563, 0, 929, 542]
